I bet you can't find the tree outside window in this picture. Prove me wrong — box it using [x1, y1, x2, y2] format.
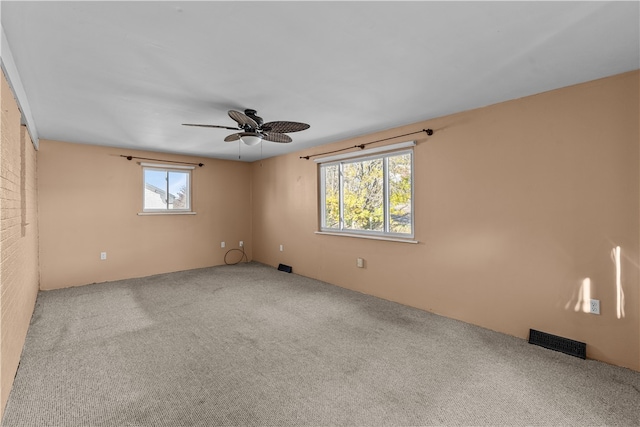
[321, 150, 413, 237]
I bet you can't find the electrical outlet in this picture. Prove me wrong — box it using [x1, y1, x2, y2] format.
[239, 241, 244, 247]
[590, 299, 600, 315]
[221, 242, 225, 248]
[100, 252, 107, 260]
[279, 244, 284, 252]
[357, 258, 364, 268]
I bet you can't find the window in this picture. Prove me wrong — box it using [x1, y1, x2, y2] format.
[142, 164, 192, 212]
[319, 147, 413, 238]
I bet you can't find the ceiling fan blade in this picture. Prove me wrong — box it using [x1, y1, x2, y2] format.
[183, 123, 239, 130]
[262, 121, 310, 133]
[228, 110, 258, 129]
[224, 133, 242, 142]
[262, 132, 292, 143]
[224, 131, 263, 143]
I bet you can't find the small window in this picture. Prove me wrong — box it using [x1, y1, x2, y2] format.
[319, 147, 413, 238]
[142, 164, 192, 212]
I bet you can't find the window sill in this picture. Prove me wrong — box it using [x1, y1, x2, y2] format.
[138, 211, 197, 216]
[315, 231, 418, 244]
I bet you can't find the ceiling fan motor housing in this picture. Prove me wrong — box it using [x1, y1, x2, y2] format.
[244, 109, 263, 128]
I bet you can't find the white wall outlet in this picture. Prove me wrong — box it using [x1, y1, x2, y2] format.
[590, 299, 600, 315]
[357, 258, 364, 268]
[100, 252, 107, 260]
[239, 241, 244, 247]
[221, 242, 225, 248]
[279, 244, 284, 252]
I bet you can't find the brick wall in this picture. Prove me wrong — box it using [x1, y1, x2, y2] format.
[0, 70, 39, 418]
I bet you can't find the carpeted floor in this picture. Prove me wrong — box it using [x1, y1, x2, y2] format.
[2, 262, 639, 426]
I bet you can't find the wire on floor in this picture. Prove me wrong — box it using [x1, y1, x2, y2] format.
[224, 246, 248, 265]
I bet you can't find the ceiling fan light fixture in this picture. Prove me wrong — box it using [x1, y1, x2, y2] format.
[240, 134, 262, 146]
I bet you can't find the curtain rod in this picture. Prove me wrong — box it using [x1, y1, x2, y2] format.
[299, 129, 433, 160]
[120, 155, 204, 167]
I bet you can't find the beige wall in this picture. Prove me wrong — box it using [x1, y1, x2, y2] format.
[4, 71, 638, 425]
[0, 71, 40, 418]
[251, 71, 640, 371]
[37, 141, 252, 290]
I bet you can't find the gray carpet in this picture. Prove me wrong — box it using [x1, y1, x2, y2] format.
[2, 262, 639, 426]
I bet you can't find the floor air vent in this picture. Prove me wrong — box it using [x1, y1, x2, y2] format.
[529, 329, 586, 359]
[277, 264, 292, 273]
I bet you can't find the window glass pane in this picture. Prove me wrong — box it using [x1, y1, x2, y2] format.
[143, 168, 191, 211]
[144, 169, 169, 210]
[318, 147, 413, 238]
[343, 158, 383, 232]
[388, 153, 412, 234]
[168, 171, 190, 210]
[322, 164, 340, 229]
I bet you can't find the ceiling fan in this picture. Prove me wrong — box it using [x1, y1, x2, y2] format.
[183, 109, 310, 146]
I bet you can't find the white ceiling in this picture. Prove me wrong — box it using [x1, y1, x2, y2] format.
[1, 1, 639, 162]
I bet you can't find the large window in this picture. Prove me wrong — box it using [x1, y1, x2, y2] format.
[142, 164, 192, 212]
[320, 148, 413, 238]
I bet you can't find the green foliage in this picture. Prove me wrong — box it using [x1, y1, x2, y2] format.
[323, 165, 340, 228]
[388, 154, 412, 233]
[343, 158, 383, 231]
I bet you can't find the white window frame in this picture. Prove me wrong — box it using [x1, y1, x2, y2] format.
[317, 142, 415, 240]
[140, 163, 194, 215]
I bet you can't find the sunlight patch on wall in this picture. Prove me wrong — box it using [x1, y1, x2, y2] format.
[612, 245, 625, 319]
[566, 278, 592, 313]
[575, 277, 591, 313]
